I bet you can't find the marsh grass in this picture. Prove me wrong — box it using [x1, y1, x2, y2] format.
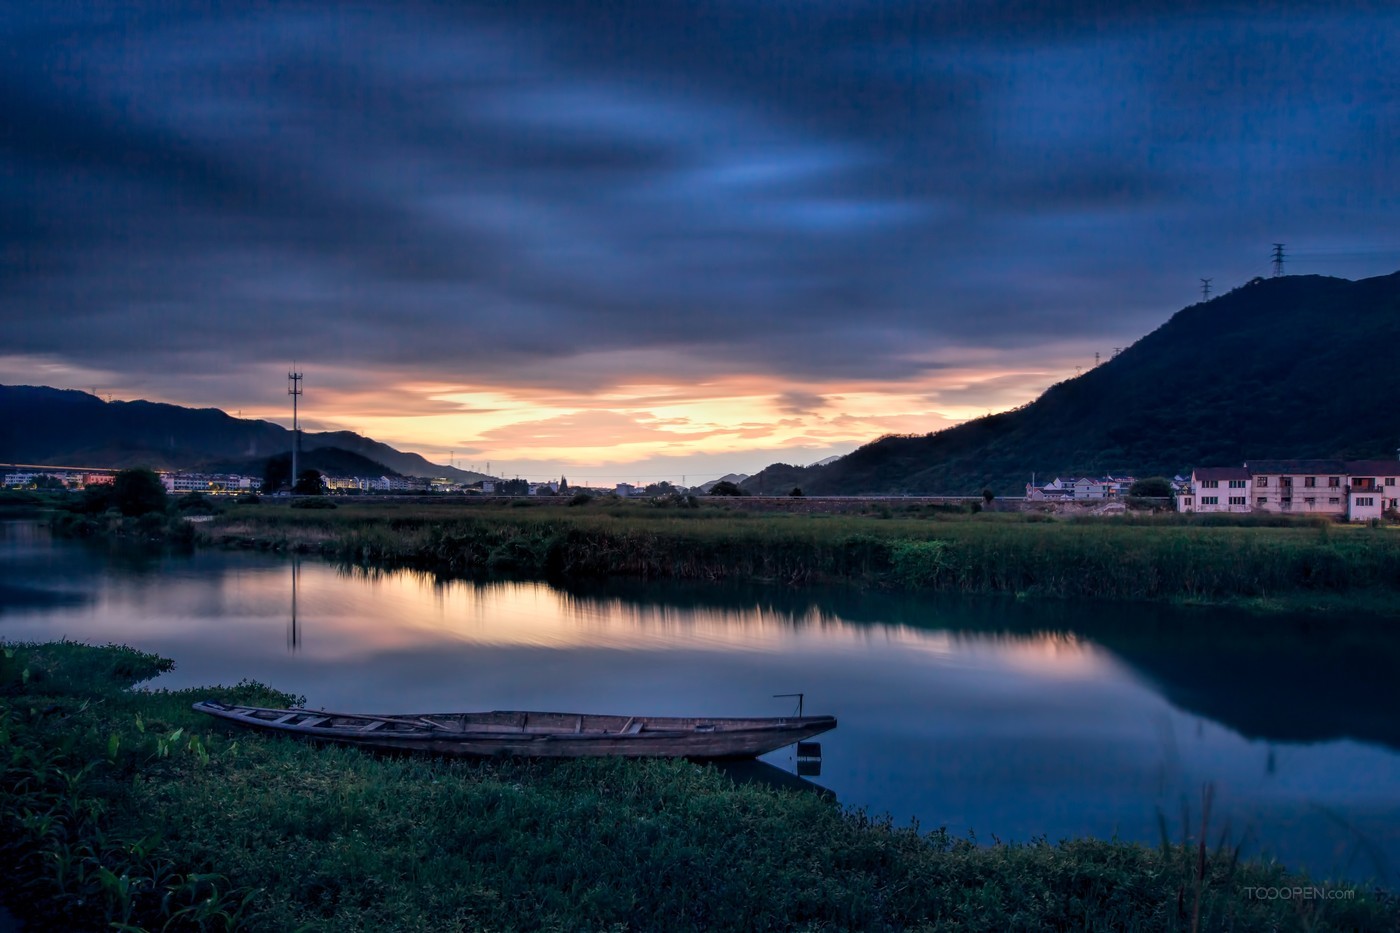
[2, 642, 1395, 931]
[201, 502, 1400, 610]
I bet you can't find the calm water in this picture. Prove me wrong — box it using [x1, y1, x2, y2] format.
[3, 519, 1398, 885]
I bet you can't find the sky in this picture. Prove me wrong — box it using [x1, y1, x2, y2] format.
[3, 1, 1398, 484]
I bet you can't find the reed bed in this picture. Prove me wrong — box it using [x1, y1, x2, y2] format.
[2, 642, 1394, 931]
[202, 502, 1400, 608]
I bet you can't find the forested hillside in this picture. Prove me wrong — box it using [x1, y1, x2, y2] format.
[746, 272, 1400, 495]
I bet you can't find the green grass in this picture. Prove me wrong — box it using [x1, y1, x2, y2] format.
[2, 642, 1395, 931]
[197, 500, 1400, 612]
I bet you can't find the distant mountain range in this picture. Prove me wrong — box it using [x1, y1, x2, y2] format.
[746, 271, 1400, 495]
[0, 386, 490, 483]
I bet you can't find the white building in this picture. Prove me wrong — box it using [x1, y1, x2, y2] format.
[1179, 459, 1399, 521]
[1176, 466, 1251, 513]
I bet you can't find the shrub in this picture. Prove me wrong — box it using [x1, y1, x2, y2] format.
[111, 468, 168, 517]
[290, 497, 337, 510]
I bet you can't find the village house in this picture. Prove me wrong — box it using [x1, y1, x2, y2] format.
[1025, 475, 1136, 501]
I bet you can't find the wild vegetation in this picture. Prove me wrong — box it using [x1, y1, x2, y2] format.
[2, 641, 1394, 931]
[44, 467, 213, 544]
[196, 499, 1400, 612]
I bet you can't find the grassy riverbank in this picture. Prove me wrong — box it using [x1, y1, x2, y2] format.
[2, 641, 1395, 932]
[194, 499, 1400, 612]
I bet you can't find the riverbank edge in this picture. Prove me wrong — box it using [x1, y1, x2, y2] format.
[182, 503, 1400, 617]
[2, 641, 1396, 932]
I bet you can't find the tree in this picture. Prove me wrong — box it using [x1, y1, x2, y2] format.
[708, 480, 746, 496]
[789, 487, 804, 497]
[1128, 476, 1175, 499]
[111, 468, 168, 517]
[293, 469, 325, 495]
[497, 478, 529, 496]
[262, 454, 292, 493]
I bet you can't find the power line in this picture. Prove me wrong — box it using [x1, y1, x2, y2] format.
[1271, 243, 1286, 277]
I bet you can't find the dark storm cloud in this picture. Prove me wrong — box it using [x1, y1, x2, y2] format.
[2, 0, 1398, 400]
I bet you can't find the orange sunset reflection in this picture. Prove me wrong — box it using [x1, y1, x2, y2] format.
[276, 565, 1119, 681]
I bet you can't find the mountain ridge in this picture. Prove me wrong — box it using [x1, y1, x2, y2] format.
[745, 271, 1400, 495]
[0, 386, 490, 483]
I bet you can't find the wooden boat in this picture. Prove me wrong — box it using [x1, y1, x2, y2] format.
[192, 700, 836, 760]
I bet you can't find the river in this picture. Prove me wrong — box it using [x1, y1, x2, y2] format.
[2, 519, 1397, 885]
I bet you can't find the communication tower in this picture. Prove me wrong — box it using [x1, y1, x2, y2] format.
[288, 369, 303, 490]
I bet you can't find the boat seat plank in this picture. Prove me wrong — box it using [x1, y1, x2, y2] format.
[299, 717, 329, 728]
[360, 720, 387, 732]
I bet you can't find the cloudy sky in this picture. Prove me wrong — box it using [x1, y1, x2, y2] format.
[3, 1, 1397, 483]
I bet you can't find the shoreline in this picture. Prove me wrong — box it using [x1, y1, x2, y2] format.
[182, 499, 1400, 617]
[2, 641, 1395, 931]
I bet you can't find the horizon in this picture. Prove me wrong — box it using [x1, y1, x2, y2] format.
[3, 4, 1398, 481]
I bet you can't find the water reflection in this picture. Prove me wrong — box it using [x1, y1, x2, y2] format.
[1, 520, 1398, 885]
[288, 559, 300, 652]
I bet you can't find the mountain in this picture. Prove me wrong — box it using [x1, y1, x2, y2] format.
[696, 473, 750, 493]
[205, 448, 405, 480]
[0, 386, 491, 482]
[745, 271, 1400, 495]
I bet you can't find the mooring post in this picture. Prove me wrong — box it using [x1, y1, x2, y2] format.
[772, 692, 804, 717]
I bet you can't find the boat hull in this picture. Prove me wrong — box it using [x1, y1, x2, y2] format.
[193, 701, 836, 760]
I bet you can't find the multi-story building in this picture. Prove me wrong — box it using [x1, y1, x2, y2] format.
[1176, 466, 1251, 513]
[1178, 459, 1399, 520]
[161, 473, 259, 495]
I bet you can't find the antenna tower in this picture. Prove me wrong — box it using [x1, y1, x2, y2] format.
[1271, 243, 1286, 277]
[1200, 277, 1212, 300]
[288, 369, 303, 491]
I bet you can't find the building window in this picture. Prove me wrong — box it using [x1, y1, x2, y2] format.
[1229, 496, 1246, 506]
[1357, 497, 1375, 507]
[1256, 477, 1268, 487]
[1229, 479, 1246, 488]
[1257, 497, 1268, 505]
[1304, 476, 1316, 488]
[1304, 497, 1315, 506]
[1201, 479, 1219, 488]
[1329, 477, 1340, 487]
[1280, 476, 1293, 487]
[1201, 496, 1219, 505]
[1183, 497, 1193, 506]
[1329, 497, 1340, 505]
[1387, 478, 1396, 486]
